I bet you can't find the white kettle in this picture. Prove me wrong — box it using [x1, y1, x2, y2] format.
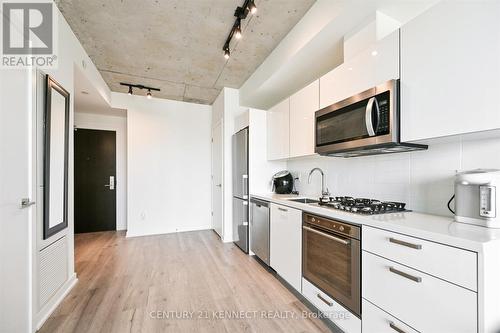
[454, 169, 500, 228]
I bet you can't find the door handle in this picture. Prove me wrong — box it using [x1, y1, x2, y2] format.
[216, 184, 222, 187]
[104, 176, 115, 190]
[20, 198, 35, 208]
[242, 174, 248, 198]
[302, 226, 350, 245]
[365, 97, 378, 136]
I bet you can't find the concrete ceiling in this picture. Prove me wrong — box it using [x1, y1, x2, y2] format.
[55, 0, 316, 104]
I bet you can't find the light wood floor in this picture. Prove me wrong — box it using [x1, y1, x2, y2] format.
[39, 230, 333, 333]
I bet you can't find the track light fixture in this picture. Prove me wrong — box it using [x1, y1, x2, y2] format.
[120, 82, 160, 99]
[222, 0, 257, 59]
[235, 19, 242, 39]
[248, 0, 257, 14]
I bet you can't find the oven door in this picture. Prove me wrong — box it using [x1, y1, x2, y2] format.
[315, 80, 398, 154]
[302, 223, 361, 317]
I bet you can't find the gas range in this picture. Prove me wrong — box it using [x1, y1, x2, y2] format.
[317, 196, 408, 215]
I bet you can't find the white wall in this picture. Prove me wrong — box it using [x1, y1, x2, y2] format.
[248, 109, 286, 194]
[30, 10, 112, 330]
[111, 93, 212, 237]
[74, 112, 127, 230]
[212, 88, 241, 242]
[287, 135, 500, 217]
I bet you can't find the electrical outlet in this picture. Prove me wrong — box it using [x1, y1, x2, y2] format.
[296, 172, 302, 182]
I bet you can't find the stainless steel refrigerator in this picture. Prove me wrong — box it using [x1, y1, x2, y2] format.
[232, 127, 249, 253]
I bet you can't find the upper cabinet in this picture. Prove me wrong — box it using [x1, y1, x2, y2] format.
[267, 98, 290, 160]
[401, 2, 500, 142]
[320, 30, 400, 109]
[289, 80, 319, 158]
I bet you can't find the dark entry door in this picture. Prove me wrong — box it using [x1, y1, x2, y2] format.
[74, 128, 116, 233]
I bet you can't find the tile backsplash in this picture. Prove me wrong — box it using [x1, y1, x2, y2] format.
[287, 136, 500, 217]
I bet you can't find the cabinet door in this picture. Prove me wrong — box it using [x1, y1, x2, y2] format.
[320, 30, 399, 109]
[289, 80, 319, 158]
[401, 2, 500, 141]
[266, 98, 289, 160]
[270, 204, 302, 292]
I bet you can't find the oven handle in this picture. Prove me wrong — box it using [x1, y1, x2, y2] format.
[365, 97, 379, 136]
[302, 226, 350, 245]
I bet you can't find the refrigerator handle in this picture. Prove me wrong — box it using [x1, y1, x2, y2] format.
[242, 174, 249, 199]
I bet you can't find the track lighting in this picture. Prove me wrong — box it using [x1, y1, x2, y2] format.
[120, 82, 160, 99]
[221, 0, 257, 58]
[248, 0, 257, 14]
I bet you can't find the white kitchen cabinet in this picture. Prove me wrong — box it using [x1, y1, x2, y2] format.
[320, 30, 399, 109]
[363, 251, 477, 333]
[289, 80, 319, 158]
[363, 226, 477, 291]
[270, 203, 302, 292]
[401, 1, 500, 141]
[303, 278, 361, 333]
[266, 98, 289, 160]
[362, 299, 418, 333]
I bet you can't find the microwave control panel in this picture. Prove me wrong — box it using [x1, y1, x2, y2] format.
[376, 96, 390, 135]
[479, 185, 496, 218]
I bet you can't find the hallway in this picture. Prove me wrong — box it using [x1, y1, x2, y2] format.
[39, 230, 332, 333]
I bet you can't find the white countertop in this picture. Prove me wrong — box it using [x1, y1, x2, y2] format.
[251, 193, 500, 252]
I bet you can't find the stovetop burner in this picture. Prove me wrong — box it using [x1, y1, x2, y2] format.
[317, 196, 408, 215]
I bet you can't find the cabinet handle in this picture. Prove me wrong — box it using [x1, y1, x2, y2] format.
[316, 293, 333, 307]
[389, 321, 407, 333]
[389, 237, 422, 250]
[389, 266, 422, 283]
[278, 207, 288, 212]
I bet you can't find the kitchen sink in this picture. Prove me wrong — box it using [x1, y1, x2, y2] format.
[287, 198, 319, 204]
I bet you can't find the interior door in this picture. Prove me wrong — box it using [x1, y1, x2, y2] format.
[211, 121, 223, 237]
[0, 69, 33, 333]
[74, 128, 116, 233]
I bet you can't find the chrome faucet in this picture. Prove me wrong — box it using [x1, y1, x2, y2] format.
[308, 167, 330, 197]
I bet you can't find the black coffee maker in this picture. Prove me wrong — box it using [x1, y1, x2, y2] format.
[272, 171, 295, 194]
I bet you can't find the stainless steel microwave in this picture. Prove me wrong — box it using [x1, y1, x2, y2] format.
[315, 79, 427, 157]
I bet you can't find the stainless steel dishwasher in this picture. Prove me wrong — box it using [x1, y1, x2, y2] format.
[250, 198, 270, 265]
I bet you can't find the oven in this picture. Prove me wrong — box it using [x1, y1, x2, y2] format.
[302, 213, 361, 317]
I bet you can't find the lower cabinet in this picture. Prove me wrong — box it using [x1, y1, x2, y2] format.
[362, 299, 418, 333]
[363, 250, 477, 333]
[303, 278, 361, 333]
[269, 203, 302, 292]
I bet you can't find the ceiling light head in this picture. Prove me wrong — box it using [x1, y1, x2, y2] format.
[127, 86, 133, 95]
[147, 89, 152, 99]
[248, 0, 257, 14]
[235, 20, 242, 39]
[224, 48, 230, 59]
[371, 50, 378, 56]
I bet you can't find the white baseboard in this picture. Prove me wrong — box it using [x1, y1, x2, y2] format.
[35, 273, 78, 331]
[125, 225, 212, 238]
